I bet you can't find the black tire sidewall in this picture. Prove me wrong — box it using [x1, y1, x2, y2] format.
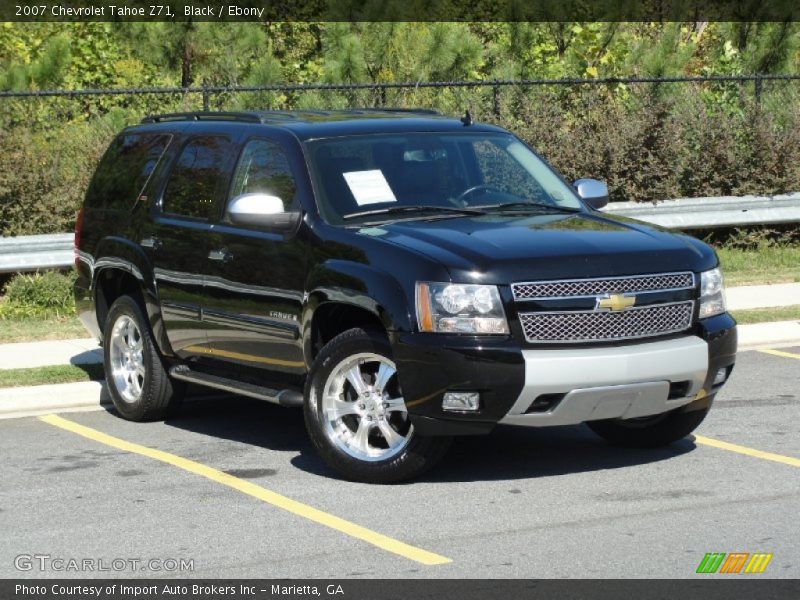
[586, 403, 711, 448]
[103, 295, 180, 421]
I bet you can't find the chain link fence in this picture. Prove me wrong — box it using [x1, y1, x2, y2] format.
[1, 73, 799, 117]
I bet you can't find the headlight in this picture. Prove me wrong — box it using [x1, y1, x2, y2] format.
[416, 282, 509, 334]
[699, 267, 726, 319]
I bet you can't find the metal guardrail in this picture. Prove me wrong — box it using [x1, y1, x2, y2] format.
[0, 234, 74, 273]
[603, 193, 800, 229]
[1, 194, 798, 273]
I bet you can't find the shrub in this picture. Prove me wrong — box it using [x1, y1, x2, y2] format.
[507, 89, 683, 203]
[0, 120, 117, 236]
[0, 271, 76, 317]
[506, 86, 800, 203]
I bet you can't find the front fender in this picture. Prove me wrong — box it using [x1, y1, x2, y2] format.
[302, 259, 413, 362]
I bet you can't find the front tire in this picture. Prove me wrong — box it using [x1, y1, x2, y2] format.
[586, 402, 712, 448]
[103, 295, 184, 421]
[304, 328, 451, 483]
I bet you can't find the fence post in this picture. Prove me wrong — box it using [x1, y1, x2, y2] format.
[492, 84, 500, 117]
[202, 79, 210, 111]
[754, 73, 763, 106]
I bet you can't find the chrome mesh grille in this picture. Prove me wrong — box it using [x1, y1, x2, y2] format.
[519, 302, 694, 343]
[512, 272, 694, 300]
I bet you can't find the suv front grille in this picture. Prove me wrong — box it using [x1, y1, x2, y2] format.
[511, 272, 695, 300]
[518, 301, 694, 343]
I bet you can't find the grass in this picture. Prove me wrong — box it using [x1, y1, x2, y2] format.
[0, 314, 88, 343]
[0, 363, 105, 388]
[717, 246, 800, 286]
[730, 304, 800, 325]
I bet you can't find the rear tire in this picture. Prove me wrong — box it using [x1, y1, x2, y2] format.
[103, 295, 184, 421]
[304, 328, 451, 483]
[586, 402, 711, 448]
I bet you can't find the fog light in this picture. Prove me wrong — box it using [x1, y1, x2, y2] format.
[442, 392, 480, 412]
[713, 368, 728, 386]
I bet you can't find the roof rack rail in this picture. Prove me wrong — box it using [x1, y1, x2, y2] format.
[141, 112, 264, 124]
[348, 107, 440, 115]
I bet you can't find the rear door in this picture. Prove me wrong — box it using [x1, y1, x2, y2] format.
[201, 135, 307, 377]
[146, 134, 234, 358]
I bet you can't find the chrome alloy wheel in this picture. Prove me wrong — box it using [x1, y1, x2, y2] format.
[320, 353, 413, 462]
[109, 314, 145, 403]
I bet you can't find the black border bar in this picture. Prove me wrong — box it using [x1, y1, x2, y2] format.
[2, 0, 800, 22]
[4, 579, 800, 600]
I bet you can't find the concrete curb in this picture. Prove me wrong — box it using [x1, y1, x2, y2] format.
[736, 320, 800, 350]
[0, 381, 226, 420]
[0, 380, 110, 420]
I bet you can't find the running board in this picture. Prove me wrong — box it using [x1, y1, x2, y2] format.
[169, 365, 304, 408]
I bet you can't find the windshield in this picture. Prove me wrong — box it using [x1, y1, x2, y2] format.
[306, 132, 583, 224]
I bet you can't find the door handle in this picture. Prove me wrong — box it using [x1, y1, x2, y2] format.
[208, 248, 233, 263]
[141, 236, 162, 250]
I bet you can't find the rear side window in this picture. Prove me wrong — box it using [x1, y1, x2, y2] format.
[85, 133, 171, 209]
[162, 136, 231, 220]
[228, 139, 298, 211]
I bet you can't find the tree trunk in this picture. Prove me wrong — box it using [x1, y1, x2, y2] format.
[181, 43, 192, 88]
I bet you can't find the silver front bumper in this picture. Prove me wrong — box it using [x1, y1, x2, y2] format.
[500, 336, 709, 427]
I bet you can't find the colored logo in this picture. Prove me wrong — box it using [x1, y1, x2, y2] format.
[595, 293, 636, 312]
[696, 552, 773, 574]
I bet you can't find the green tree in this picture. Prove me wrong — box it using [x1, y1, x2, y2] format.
[725, 22, 800, 73]
[0, 31, 71, 91]
[322, 22, 484, 84]
[494, 22, 625, 79]
[117, 21, 266, 87]
[624, 23, 697, 78]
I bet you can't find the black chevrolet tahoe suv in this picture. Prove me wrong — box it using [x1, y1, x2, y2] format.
[74, 109, 737, 483]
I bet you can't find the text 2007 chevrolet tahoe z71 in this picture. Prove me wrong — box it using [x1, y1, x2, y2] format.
[74, 109, 737, 483]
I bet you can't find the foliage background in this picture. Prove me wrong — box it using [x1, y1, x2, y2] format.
[1, 21, 799, 235]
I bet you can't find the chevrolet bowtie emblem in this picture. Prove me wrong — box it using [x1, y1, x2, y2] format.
[596, 293, 636, 312]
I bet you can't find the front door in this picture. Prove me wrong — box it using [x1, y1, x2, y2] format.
[201, 136, 307, 378]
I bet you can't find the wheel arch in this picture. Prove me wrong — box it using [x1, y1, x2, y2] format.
[92, 237, 173, 356]
[302, 260, 413, 366]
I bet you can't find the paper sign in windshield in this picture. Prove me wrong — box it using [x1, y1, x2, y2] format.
[343, 170, 397, 206]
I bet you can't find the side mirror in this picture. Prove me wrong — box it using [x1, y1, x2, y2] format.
[573, 178, 609, 209]
[226, 193, 299, 231]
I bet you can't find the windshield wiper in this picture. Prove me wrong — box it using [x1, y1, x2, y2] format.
[473, 201, 581, 214]
[343, 205, 486, 221]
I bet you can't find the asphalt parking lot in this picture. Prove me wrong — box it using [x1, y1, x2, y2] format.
[1, 347, 798, 579]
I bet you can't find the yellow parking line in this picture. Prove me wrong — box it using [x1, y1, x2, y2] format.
[39, 414, 451, 566]
[758, 348, 800, 361]
[694, 435, 800, 468]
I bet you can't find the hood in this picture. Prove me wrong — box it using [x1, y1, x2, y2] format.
[358, 211, 717, 283]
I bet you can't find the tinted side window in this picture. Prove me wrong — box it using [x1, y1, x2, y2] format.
[162, 137, 230, 220]
[229, 139, 297, 211]
[85, 133, 171, 209]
